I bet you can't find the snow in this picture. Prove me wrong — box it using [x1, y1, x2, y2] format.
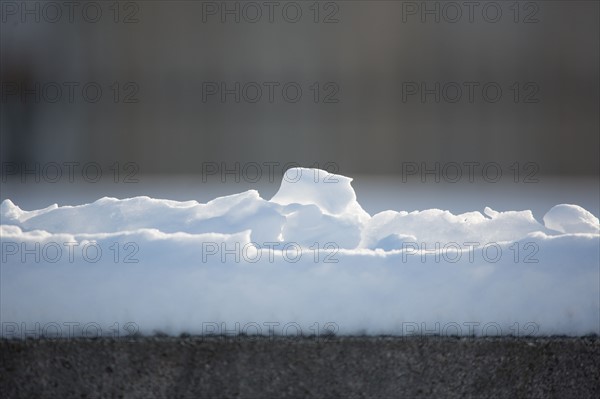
[1, 168, 599, 338]
[543, 204, 600, 235]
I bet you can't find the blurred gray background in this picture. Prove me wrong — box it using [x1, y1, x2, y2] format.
[0, 1, 598, 216]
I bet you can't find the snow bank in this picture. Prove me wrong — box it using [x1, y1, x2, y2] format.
[1, 168, 599, 338]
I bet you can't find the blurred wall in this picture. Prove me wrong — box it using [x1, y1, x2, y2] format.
[1, 1, 598, 175]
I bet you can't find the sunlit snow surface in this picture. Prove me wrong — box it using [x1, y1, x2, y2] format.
[1, 168, 599, 337]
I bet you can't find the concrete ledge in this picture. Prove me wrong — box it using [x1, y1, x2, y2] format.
[1, 337, 599, 398]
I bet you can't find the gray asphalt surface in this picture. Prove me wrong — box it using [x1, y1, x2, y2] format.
[1, 336, 599, 398]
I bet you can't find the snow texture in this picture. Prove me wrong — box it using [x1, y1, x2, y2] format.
[1, 168, 599, 337]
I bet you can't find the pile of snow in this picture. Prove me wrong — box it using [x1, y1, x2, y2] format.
[543, 204, 600, 234]
[1, 168, 598, 338]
